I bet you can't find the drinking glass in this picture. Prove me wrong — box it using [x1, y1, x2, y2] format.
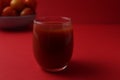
[33, 16, 73, 72]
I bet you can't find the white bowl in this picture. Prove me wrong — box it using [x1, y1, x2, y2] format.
[0, 15, 35, 29]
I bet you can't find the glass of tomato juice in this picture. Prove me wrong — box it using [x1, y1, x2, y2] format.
[33, 16, 73, 72]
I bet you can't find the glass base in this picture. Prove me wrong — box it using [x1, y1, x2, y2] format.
[42, 65, 68, 72]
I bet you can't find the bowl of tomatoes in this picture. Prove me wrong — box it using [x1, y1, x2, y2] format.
[0, 0, 36, 29]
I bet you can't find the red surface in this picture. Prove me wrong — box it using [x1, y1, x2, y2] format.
[0, 24, 120, 80]
[36, 0, 120, 24]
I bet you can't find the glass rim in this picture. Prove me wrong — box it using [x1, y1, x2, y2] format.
[34, 16, 71, 24]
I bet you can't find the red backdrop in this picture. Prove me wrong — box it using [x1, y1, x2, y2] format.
[36, 0, 120, 24]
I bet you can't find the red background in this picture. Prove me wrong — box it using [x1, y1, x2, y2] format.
[0, 0, 120, 80]
[36, 0, 120, 24]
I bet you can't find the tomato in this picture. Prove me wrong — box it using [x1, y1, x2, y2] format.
[10, 0, 25, 11]
[1, 6, 18, 16]
[20, 7, 34, 16]
[2, 0, 11, 7]
[25, 0, 36, 10]
[0, 1, 3, 14]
